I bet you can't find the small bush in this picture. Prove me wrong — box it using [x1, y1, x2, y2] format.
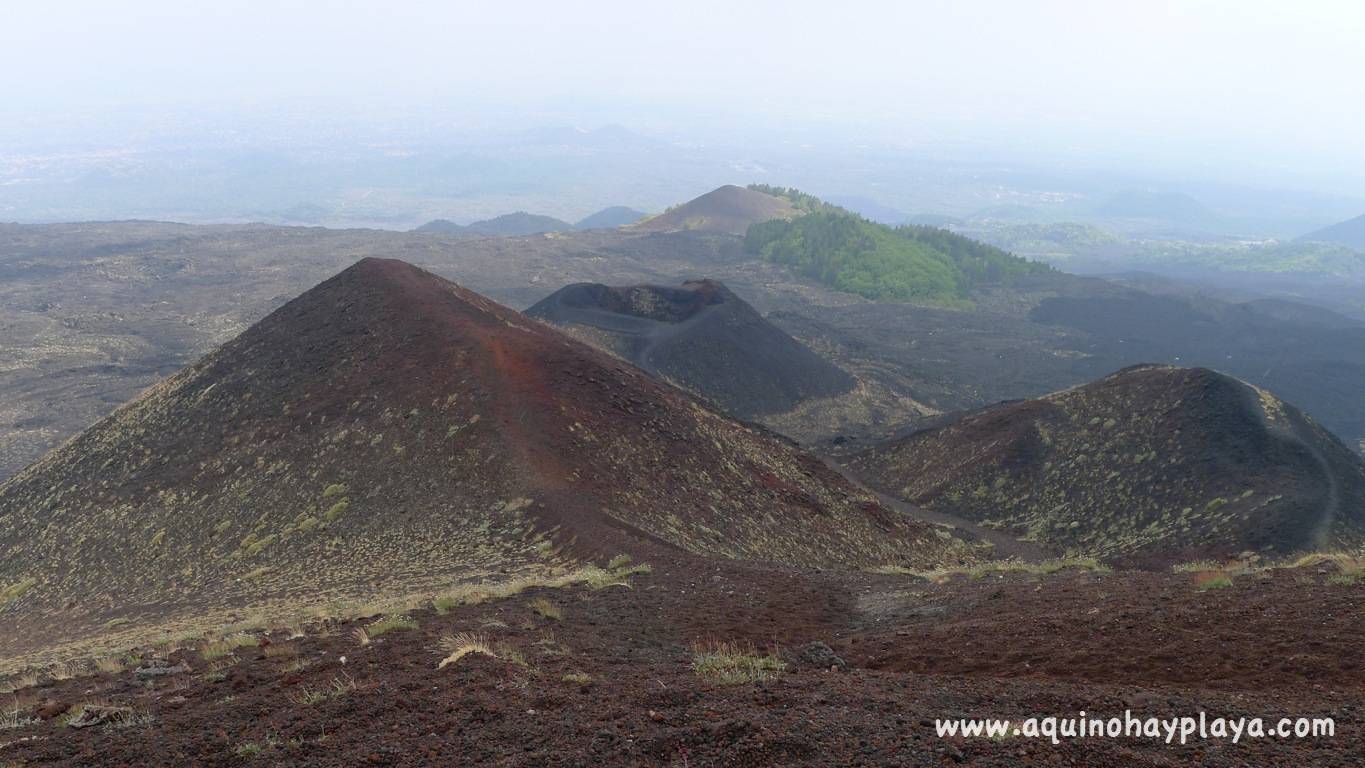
[561, 671, 591, 684]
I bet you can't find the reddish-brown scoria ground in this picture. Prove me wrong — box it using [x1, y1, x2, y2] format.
[3, 555, 1363, 767]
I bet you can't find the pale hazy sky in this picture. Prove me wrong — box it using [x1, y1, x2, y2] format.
[4, 0, 1364, 184]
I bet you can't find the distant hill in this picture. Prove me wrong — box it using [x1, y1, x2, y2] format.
[467, 212, 572, 236]
[413, 218, 465, 234]
[1093, 189, 1214, 227]
[526, 279, 856, 418]
[633, 185, 797, 235]
[1300, 213, 1365, 248]
[574, 206, 647, 230]
[745, 206, 1052, 305]
[848, 365, 1365, 565]
[414, 212, 573, 236]
[0, 258, 969, 660]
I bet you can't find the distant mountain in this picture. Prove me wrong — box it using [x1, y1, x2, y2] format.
[527, 279, 856, 419]
[849, 365, 1365, 565]
[574, 206, 647, 230]
[414, 212, 573, 237]
[1299, 213, 1365, 248]
[0, 258, 968, 659]
[633, 185, 797, 235]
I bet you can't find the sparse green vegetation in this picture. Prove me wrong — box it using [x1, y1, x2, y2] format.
[745, 184, 834, 213]
[691, 641, 786, 685]
[1198, 574, 1234, 591]
[875, 557, 1109, 581]
[561, 671, 592, 684]
[745, 203, 1048, 305]
[1, 578, 37, 606]
[323, 499, 350, 523]
[365, 615, 418, 638]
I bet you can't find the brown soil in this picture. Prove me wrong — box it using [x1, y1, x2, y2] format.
[3, 554, 1361, 766]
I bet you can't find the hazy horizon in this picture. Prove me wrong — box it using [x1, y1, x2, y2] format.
[3, 0, 1364, 226]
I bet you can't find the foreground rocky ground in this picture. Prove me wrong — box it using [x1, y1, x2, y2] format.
[2, 554, 1362, 766]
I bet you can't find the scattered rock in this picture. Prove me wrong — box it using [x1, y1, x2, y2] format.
[67, 705, 131, 729]
[792, 641, 847, 671]
[33, 700, 70, 720]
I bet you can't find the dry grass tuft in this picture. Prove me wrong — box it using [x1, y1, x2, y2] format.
[2, 698, 39, 731]
[200, 633, 256, 661]
[691, 641, 786, 685]
[436, 632, 498, 669]
[263, 643, 298, 659]
[288, 672, 356, 705]
[0, 672, 40, 694]
[431, 558, 651, 613]
[94, 657, 125, 675]
[528, 597, 563, 621]
[49, 660, 86, 681]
